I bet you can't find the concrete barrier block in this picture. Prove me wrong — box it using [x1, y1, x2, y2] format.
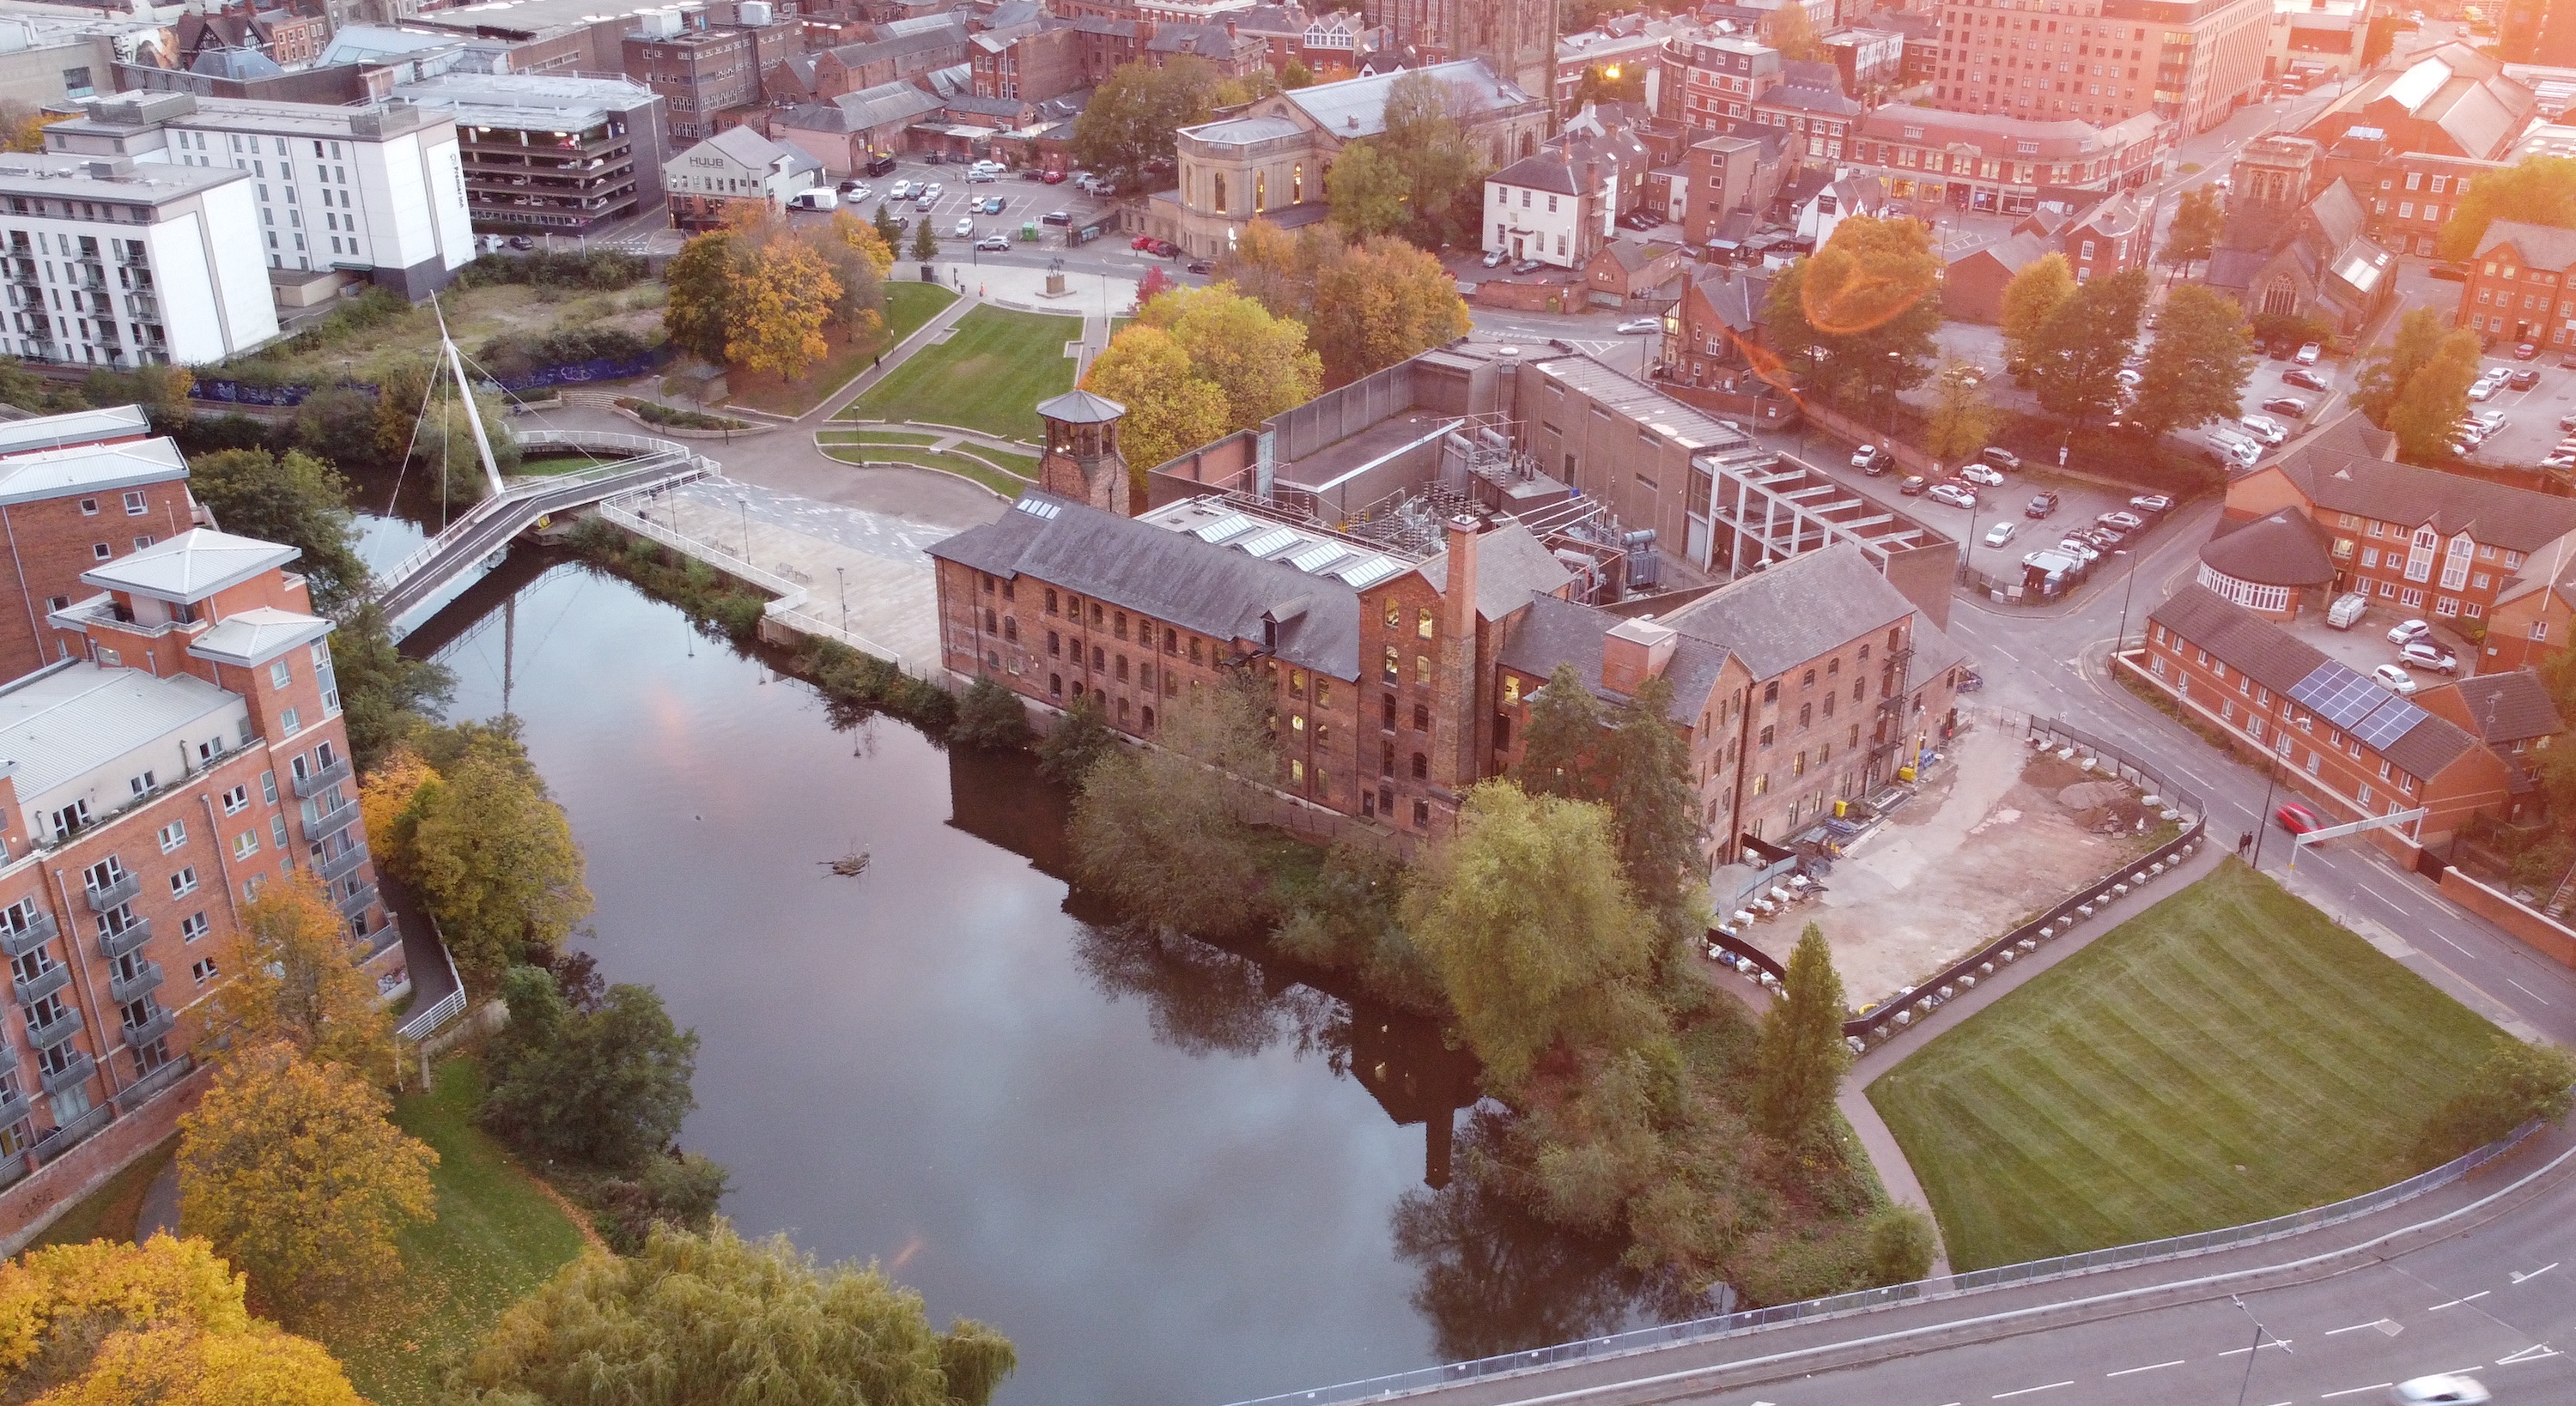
[1846, 1036, 1867, 1056]
[2000, 948, 2017, 963]
[1979, 961, 1995, 976]
[1958, 974, 1978, 990]
[1895, 1009, 1911, 1026]
[2019, 939, 2038, 953]
[1938, 984, 1955, 1000]
[2076, 903, 2095, 918]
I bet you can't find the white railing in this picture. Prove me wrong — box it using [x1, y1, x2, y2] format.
[372, 432, 703, 596]
[397, 940, 467, 1043]
[597, 483, 923, 677]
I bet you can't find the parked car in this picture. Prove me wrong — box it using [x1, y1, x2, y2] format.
[889, 179, 914, 200]
[2557, 410, 2576, 432]
[2097, 510, 2145, 531]
[2056, 538, 2100, 563]
[966, 168, 995, 183]
[863, 154, 898, 178]
[2238, 415, 2287, 445]
[2473, 409, 2507, 431]
[2429, 264, 2468, 281]
[1898, 475, 1929, 496]
[2509, 367, 2542, 391]
[2281, 367, 2330, 391]
[2386, 1373, 2490, 1404]
[2115, 367, 2143, 388]
[2294, 342, 2322, 365]
[1615, 317, 1661, 334]
[2079, 526, 2123, 549]
[1618, 209, 1661, 230]
[1850, 444, 1886, 473]
[1979, 445, 2021, 472]
[975, 234, 1010, 252]
[1511, 258, 1545, 276]
[2386, 618, 2433, 645]
[1982, 521, 2018, 548]
[2025, 491, 2060, 518]
[507, 234, 534, 251]
[980, 196, 1006, 215]
[2545, 450, 2576, 471]
[1021, 168, 1047, 181]
[2260, 396, 2310, 418]
[1480, 249, 1507, 268]
[2399, 639, 2460, 672]
[2129, 494, 2174, 513]
[2515, 342, 2542, 361]
[1042, 169, 1067, 184]
[953, 216, 975, 237]
[1186, 260, 1213, 275]
[837, 180, 872, 199]
[920, 182, 944, 200]
[2275, 802, 2323, 833]
[1958, 463, 2005, 487]
[2469, 378, 2501, 402]
[1131, 234, 1157, 250]
[2371, 663, 2418, 694]
[1927, 482, 1978, 508]
[1042, 209, 1072, 226]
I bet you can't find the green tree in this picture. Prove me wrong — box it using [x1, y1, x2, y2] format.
[1068, 677, 1277, 936]
[1399, 782, 1658, 1088]
[1512, 661, 1604, 799]
[291, 385, 386, 475]
[1598, 671, 1705, 939]
[461, 1221, 1015, 1406]
[2028, 266, 2148, 427]
[1751, 924, 1850, 1145]
[726, 239, 840, 381]
[482, 966, 702, 1171]
[1036, 690, 1117, 784]
[186, 448, 367, 611]
[2389, 329, 2483, 462]
[1279, 58, 1315, 88]
[1762, 0, 1825, 60]
[1866, 1203, 1938, 1284]
[951, 676, 1034, 750]
[176, 1045, 439, 1323]
[2413, 1039, 2576, 1162]
[1922, 360, 1996, 464]
[1135, 282, 1322, 429]
[1308, 234, 1473, 386]
[1997, 252, 2075, 375]
[2129, 282, 2255, 439]
[662, 231, 740, 365]
[911, 214, 941, 264]
[872, 199, 903, 249]
[403, 724, 594, 980]
[330, 601, 453, 773]
[1765, 215, 1943, 405]
[216, 872, 395, 1084]
[1376, 72, 1490, 245]
[594, 1150, 732, 1253]
[2355, 306, 2451, 426]
[1071, 56, 1223, 186]
[2160, 186, 2224, 280]
[1327, 140, 1412, 239]
[2436, 154, 2576, 262]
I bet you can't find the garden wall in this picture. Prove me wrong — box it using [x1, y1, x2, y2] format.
[0, 1062, 213, 1257]
[2438, 867, 2576, 968]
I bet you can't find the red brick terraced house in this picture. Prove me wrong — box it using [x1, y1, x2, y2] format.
[0, 527, 386, 1201]
[2415, 670, 2564, 827]
[2137, 584, 2511, 855]
[2458, 221, 2576, 352]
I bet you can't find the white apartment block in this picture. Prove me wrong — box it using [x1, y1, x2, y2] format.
[46, 92, 477, 299]
[0, 153, 277, 367]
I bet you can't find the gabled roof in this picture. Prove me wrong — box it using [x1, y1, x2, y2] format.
[690, 124, 814, 174]
[1490, 147, 1586, 195]
[1416, 523, 1576, 625]
[927, 493, 1362, 677]
[1659, 542, 1914, 681]
[2200, 507, 2336, 588]
[2475, 219, 2576, 272]
[1684, 264, 1771, 332]
[0, 433, 185, 508]
[2424, 670, 2564, 744]
[1495, 591, 1735, 721]
[81, 528, 297, 604]
[1761, 82, 1861, 118]
[1949, 229, 2049, 277]
[2275, 446, 2576, 552]
[0, 405, 149, 458]
[1281, 58, 1533, 140]
[2149, 584, 2480, 779]
[187, 605, 332, 667]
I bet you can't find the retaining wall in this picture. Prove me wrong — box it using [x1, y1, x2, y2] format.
[2439, 867, 2576, 968]
[0, 1063, 213, 1257]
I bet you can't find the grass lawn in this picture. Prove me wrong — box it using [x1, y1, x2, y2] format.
[841, 306, 1078, 440]
[823, 445, 1026, 497]
[967, 445, 1041, 477]
[27, 1135, 173, 1251]
[818, 427, 941, 446]
[726, 282, 964, 419]
[515, 451, 611, 476]
[319, 1058, 589, 1404]
[1868, 858, 2504, 1271]
[881, 281, 957, 346]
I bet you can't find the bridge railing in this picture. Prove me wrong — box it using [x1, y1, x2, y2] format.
[1215, 1117, 2548, 1406]
[371, 433, 701, 597]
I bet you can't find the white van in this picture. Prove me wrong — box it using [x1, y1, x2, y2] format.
[2326, 591, 2369, 629]
[787, 188, 839, 211]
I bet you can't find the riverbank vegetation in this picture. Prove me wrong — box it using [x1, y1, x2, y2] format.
[1043, 666, 1930, 1303]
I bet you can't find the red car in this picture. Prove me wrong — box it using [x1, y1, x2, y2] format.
[1131, 234, 1157, 251]
[1042, 170, 1067, 184]
[2275, 802, 2323, 834]
[2515, 342, 2542, 361]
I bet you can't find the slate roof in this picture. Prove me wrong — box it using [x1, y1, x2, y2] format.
[1762, 82, 1862, 117]
[82, 529, 297, 604]
[1684, 264, 1771, 331]
[2306, 407, 2395, 458]
[1949, 229, 2049, 278]
[2276, 446, 2576, 552]
[1146, 21, 1242, 55]
[2429, 670, 2564, 744]
[1036, 389, 1126, 423]
[2200, 507, 2336, 588]
[1494, 591, 1735, 721]
[1417, 523, 1577, 625]
[1282, 58, 1533, 140]
[2494, 526, 2576, 611]
[694, 124, 815, 174]
[2149, 584, 2480, 778]
[928, 493, 1363, 677]
[1490, 147, 1585, 195]
[2476, 219, 2576, 271]
[1659, 542, 1915, 681]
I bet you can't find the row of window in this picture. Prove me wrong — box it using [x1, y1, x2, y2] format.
[2148, 627, 2421, 794]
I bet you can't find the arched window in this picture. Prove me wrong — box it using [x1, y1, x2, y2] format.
[1002, 618, 1018, 642]
[1411, 752, 1428, 779]
[1049, 673, 1062, 697]
[1291, 162, 1303, 204]
[2262, 276, 2298, 318]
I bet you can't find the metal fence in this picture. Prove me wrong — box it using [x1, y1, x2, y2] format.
[398, 941, 468, 1044]
[1218, 1118, 2547, 1406]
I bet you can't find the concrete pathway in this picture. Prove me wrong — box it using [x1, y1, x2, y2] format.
[135, 1158, 179, 1242]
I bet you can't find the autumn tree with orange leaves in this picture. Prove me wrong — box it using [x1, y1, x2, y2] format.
[726, 239, 840, 381]
[1762, 214, 1942, 409]
[214, 871, 396, 1085]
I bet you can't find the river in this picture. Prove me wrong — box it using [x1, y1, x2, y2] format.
[381, 524, 1678, 1406]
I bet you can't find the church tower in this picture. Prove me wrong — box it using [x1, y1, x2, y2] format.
[1036, 390, 1131, 516]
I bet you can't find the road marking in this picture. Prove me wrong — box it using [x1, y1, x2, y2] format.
[2512, 1263, 2559, 1283]
[2427, 1291, 2491, 1310]
[1991, 1382, 2072, 1399]
[2506, 979, 2552, 1005]
[2318, 1386, 2391, 1400]
[2497, 1344, 2560, 1363]
[2220, 1339, 2293, 1356]
[2105, 1360, 2185, 1377]
[2326, 1320, 2394, 1336]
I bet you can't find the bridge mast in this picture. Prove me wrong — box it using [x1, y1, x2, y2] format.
[431, 294, 507, 501]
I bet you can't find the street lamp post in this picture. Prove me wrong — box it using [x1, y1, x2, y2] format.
[837, 565, 848, 634]
[2248, 749, 2284, 868]
[1885, 350, 1902, 454]
[738, 495, 752, 563]
[2112, 547, 2141, 657]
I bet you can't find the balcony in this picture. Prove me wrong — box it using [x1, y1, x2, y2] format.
[337, 882, 378, 919]
[292, 758, 352, 798]
[12, 961, 69, 1007]
[319, 843, 369, 883]
[25, 1004, 81, 1051]
[82, 871, 139, 911]
[307, 802, 358, 845]
[109, 959, 162, 1005]
[115, 1053, 191, 1113]
[96, 918, 150, 961]
[0, 1083, 28, 1130]
[121, 1006, 174, 1050]
[28, 1091, 103, 1148]
[0, 910, 56, 960]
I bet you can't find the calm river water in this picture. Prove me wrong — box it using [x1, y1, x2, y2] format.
[391, 536, 1677, 1406]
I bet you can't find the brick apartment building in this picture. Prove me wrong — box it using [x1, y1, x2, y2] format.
[2416, 670, 2564, 827]
[0, 411, 196, 685]
[2458, 221, 2576, 351]
[2224, 429, 2576, 656]
[1, 526, 386, 1190]
[2136, 584, 2510, 852]
[1926, 0, 2268, 135]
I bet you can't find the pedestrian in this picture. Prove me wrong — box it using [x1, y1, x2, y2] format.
[873, 354, 882, 371]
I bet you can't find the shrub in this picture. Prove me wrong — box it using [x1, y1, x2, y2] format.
[2414, 1039, 2576, 1163]
[950, 676, 1034, 750]
[479, 327, 655, 380]
[613, 397, 750, 431]
[1036, 693, 1115, 783]
[798, 638, 957, 733]
[453, 248, 648, 290]
[593, 1151, 732, 1253]
[1866, 1203, 1938, 1285]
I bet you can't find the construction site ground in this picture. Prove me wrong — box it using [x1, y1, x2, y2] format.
[1738, 726, 2166, 1009]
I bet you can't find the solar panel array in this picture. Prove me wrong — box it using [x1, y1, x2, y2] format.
[2286, 661, 2427, 752]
